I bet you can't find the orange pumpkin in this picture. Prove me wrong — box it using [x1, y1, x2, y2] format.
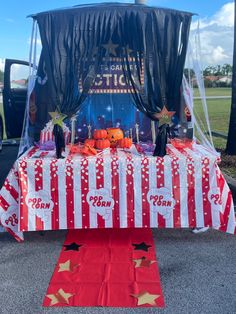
[107, 128, 124, 147]
[118, 137, 132, 149]
[93, 129, 107, 139]
[95, 139, 110, 150]
[84, 139, 95, 147]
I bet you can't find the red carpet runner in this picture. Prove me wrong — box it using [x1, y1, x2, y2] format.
[43, 229, 165, 308]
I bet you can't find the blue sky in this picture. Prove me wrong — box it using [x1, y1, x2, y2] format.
[0, 0, 234, 65]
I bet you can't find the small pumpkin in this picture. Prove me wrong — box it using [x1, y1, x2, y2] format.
[107, 128, 124, 147]
[93, 129, 107, 140]
[95, 139, 110, 150]
[84, 139, 95, 147]
[118, 137, 132, 149]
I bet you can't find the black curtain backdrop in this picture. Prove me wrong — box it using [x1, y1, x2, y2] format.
[32, 3, 193, 124]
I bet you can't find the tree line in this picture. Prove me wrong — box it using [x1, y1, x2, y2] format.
[184, 63, 232, 77]
[202, 64, 232, 77]
[184, 64, 233, 88]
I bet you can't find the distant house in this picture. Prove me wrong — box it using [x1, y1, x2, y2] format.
[217, 76, 232, 84]
[11, 79, 27, 89]
[205, 76, 220, 82]
[204, 75, 232, 88]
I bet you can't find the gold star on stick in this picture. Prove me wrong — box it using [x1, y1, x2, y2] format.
[58, 260, 79, 273]
[131, 291, 160, 306]
[102, 39, 119, 56]
[46, 288, 74, 306]
[49, 111, 67, 127]
[133, 256, 156, 268]
[153, 106, 176, 125]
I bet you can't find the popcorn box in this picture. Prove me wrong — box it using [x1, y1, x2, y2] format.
[40, 120, 71, 144]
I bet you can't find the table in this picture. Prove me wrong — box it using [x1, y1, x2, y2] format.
[0, 144, 235, 241]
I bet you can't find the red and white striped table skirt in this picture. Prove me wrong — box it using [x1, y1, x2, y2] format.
[0, 144, 235, 241]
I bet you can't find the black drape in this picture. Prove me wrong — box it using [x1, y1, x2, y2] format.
[32, 3, 192, 121]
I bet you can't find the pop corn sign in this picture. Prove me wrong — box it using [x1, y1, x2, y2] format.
[1, 205, 19, 233]
[26, 191, 54, 221]
[208, 188, 222, 206]
[147, 188, 175, 218]
[87, 188, 114, 220]
[208, 187, 223, 213]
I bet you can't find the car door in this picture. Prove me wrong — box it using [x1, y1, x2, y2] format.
[3, 59, 28, 139]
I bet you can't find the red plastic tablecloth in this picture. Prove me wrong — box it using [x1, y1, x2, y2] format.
[0, 144, 235, 241]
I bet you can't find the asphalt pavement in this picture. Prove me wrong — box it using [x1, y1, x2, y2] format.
[0, 146, 236, 314]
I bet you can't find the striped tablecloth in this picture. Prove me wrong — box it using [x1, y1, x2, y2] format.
[0, 144, 235, 241]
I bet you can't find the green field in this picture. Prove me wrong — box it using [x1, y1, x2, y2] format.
[193, 88, 231, 149]
[193, 88, 235, 178]
[194, 98, 231, 149]
[194, 87, 231, 97]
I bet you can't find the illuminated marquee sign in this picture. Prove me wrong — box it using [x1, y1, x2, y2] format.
[79, 58, 144, 94]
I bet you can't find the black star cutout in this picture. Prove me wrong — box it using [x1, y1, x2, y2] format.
[132, 242, 152, 252]
[63, 242, 82, 251]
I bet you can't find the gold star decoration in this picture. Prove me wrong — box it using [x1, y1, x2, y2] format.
[102, 39, 119, 57]
[131, 291, 160, 306]
[49, 111, 67, 127]
[46, 288, 74, 306]
[153, 106, 176, 126]
[58, 260, 79, 273]
[133, 256, 156, 268]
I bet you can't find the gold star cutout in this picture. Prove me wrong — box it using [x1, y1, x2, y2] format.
[153, 106, 176, 125]
[133, 256, 156, 268]
[131, 291, 160, 306]
[46, 288, 74, 306]
[49, 111, 67, 127]
[102, 39, 119, 56]
[58, 260, 79, 273]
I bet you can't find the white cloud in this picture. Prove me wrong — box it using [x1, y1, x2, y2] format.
[190, 2, 234, 66]
[212, 46, 229, 63]
[213, 2, 234, 27]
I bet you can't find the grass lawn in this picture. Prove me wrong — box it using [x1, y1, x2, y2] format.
[193, 88, 234, 178]
[194, 87, 232, 97]
[194, 97, 231, 149]
[194, 87, 231, 149]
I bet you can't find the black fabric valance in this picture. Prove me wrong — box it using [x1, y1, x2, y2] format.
[32, 3, 193, 120]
